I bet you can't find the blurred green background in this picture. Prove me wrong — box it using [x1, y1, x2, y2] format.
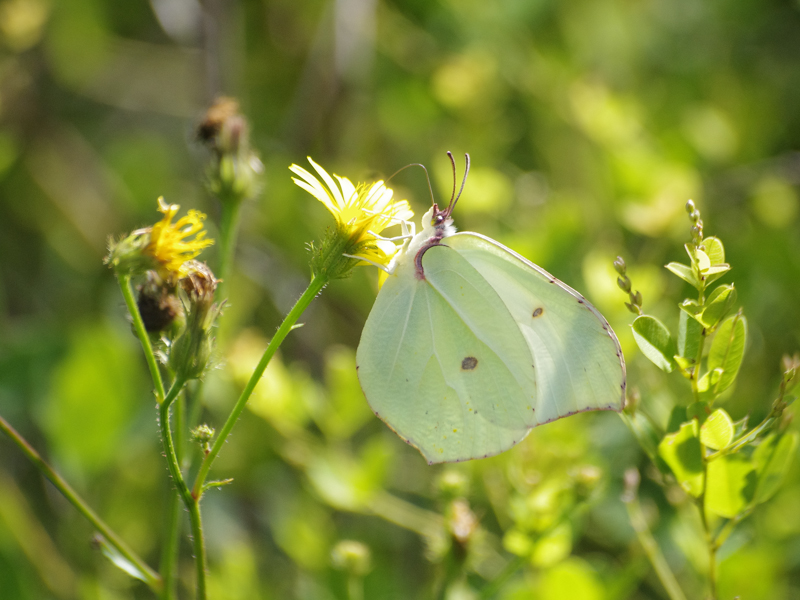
[1, 0, 799, 598]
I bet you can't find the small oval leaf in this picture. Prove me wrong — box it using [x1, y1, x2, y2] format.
[666, 262, 700, 289]
[695, 249, 711, 273]
[705, 454, 756, 519]
[632, 315, 676, 372]
[708, 312, 747, 394]
[701, 285, 737, 329]
[703, 237, 725, 265]
[658, 421, 704, 497]
[677, 309, 703, 360]
[753, 431, 799, 505]
[700, 408, 734, 450]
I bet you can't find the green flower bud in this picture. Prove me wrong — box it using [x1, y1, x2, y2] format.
[437, 470, 470, 500]
[331, 540, 372, 576]
[169, 262, 224, 381]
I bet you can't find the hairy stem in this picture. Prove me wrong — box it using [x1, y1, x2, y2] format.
[118, 274, 166, 404]
[188, 498, 208, 600]
[192, 273, 328, 497]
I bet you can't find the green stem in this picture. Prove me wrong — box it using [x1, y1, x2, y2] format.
[347, 574, 364, 600]
[188, 499, 207, 600]
[118, 274, 166, 404]
[159, 377, 210, 598]
[160, 378, 192, 504]
[696, 476, 717, 600]
[191, 273, 328, 497]
[160, 389, 185, 600]
[0, 414, 163, 593]
[160, 490, 181, 600]
[216, 194, 244, 301]
[624, 491, 687, 600]
[478, 555, 526, 599]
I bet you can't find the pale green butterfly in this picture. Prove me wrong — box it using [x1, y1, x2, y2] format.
[356, 154, 626, 464]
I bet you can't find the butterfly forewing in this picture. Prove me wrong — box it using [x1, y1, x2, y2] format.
[445, 233, 626, 422]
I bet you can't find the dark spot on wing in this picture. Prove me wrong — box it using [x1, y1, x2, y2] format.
[532, 307, 544, 318]
[577, 298, 584, 304]
[461, 356, 478, 370]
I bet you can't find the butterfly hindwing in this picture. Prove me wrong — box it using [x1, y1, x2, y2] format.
[445, 232, 626, 423]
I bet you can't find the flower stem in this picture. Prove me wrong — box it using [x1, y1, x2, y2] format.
[191, 273, 328, 498]
[478, 555, 526, 599]
[118, 274, 166, 404]
[216, 194, 244, 301]
[160, 489, 181, 600]
[188, 498, 207, 600]
[623, 474, 687, 600]
[160, 378, 192, 503]
[0, 414, 163, 593]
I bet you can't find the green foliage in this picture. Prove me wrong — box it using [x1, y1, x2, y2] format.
[620, 204, 797, 598]
[1, 1, 799, 599]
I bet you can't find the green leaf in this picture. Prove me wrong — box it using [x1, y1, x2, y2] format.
[697, 368, 723, 393]
[531, 522, 572, 568]
[753, 431, 799, 505]
[708, 312, 747, 394]
[631, 315, 676, 372]
[679, 299, 704, 320]
[658, 421, 704, 496]
[666, 405, 687, 434]
[700, 409, 734, 450]
[732, 416, 749, 438]
[95, 535, 151, 584]
[695, 249, 711, 273]
[704, 264, 732, 286]
[677, 309, 702, 359]
[703, 237, 725, 265]
[701, 285, 737, 329]
[686, 401, 710, 425]
[666, 262, 700, 289]
[705, 454, 756, 518]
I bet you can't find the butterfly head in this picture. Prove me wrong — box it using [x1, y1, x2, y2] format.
[425, 151, 470, 240]
[430, 203, 456, 238]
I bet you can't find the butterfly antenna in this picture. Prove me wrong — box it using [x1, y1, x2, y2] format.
[444, 151, 470, 217]
[386, 163, 436, 207]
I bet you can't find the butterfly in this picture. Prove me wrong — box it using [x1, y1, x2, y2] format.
[356, 153, 626, 464]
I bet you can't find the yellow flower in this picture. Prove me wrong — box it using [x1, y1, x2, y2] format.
[146, 197, 214, 279]
[290, 157, 413, 268]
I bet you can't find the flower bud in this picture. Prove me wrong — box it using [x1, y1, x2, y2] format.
[169, 262, 224, 381]
[331, 540, 372, 576]
[137, 271, 183, 334]
[199, 97, 263, 202]
[617, 276, 631, 293]
[685, 199, 696, 214]
[191, 424, 216, 454]
[447, 498, 478, 546]
[613, 256, 627, 275]
[437, 470, 470, 500]
[573, 465, 602, 499]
